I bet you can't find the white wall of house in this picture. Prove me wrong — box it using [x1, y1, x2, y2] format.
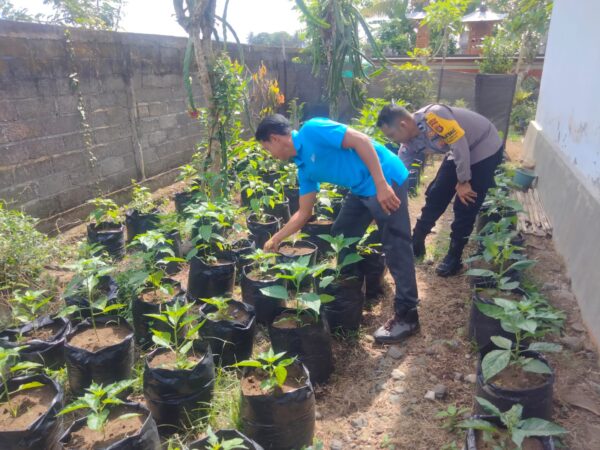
[525, 0, 600, 346]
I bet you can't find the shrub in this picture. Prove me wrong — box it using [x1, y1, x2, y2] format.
[383, 65, 435, 110]
[0, 202, 60, 289]
[478, 34, 518, 74]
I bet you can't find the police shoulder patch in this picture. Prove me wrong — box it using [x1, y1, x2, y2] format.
[425, 112, 465, 144]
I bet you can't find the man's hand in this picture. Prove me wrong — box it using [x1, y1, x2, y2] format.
[456, 181, 477, 206]
[377, 182, 401, 215]
[263, 236, 281, 252]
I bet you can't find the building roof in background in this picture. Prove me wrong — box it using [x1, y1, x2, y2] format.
[462, 7, 507, 23]
[406, 11, 426, 20]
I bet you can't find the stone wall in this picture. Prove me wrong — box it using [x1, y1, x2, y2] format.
[0, 20, 320, 230]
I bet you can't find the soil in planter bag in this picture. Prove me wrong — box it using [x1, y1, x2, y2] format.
[64, 316, 135, 396]
[143, 344, 215, 433]
[125, 209, 159, 244]
[240, 267, 285, 325]
[190, 429, 264, 450]
[240, 363, 315, 450]
[132, 284, 186, 349]
[0, 374, 64, 450]
[57, 402, 160, 450]
[199, 301, 256, 367]
[87, 223, 126, 259]
[187, 257, 236, 301]
[268, 309, 334, 385]
[320, 276, 365, 334]
[0, 315, 70, 369]
[63, 275, 119, 321]
[475, 347, 554, 420]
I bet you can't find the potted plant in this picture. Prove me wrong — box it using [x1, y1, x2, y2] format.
[199, 296, 256, 367]
[315, 184, 344, 220]
[0, 348, 65, 450]
[228, 238, 256, 279]
[189, 427, 264, 450]
[57, 379, 160, 449]
[86, 198, 126, 259]
[470, 290, 565, 351]
[233, 349, 315, 450]
[357, 225, 386, 302]
[476, 325, 561, 420]
[240, 250, 286, 325]
[277, 233, 318, 266]
[63, 289, 134, 395]
[246, 196, 281, 249]
[143, 301, 215, 433]
[301, 210, 335, 259]
[186, 221, 236, 302]
[476, 186, 523, 233]
[260, 256, 335, 384]
[315, 234, 365, 335]
[459, 397, 566, 450]
[125, 180, 160, 243]
[0, 289, 70, 369]
[174, 163, 203, 215]
[131, 229, 185, 276]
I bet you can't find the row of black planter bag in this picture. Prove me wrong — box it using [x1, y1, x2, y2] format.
[459, 172, 568, 449]
[0, 189, 389, 449]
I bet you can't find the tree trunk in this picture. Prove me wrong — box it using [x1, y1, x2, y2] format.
[436, 26, 449, 102]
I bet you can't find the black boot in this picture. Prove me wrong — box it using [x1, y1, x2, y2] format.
[373, 307, 420, 344]
[412, 227, 427, 259]
[436, 239, 465, 277]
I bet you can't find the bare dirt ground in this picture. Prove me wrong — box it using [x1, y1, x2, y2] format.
[53, 145, 600, 449]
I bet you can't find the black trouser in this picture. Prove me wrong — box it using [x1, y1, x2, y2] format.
[414, 147, 504, 247]
[332, 181, 419, 314]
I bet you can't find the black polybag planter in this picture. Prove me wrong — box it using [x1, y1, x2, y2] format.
[174, 190, 194, 216]
[468, 291, 523, 350]
[319, 275, 365, 335]
[239, 362, 316, 450]
[63, 275, 119, 321]
[187, 257, 236, 302]
[131, 282, 187, 349]
[190, 429, 264, 450]
[143, 345, 215, 434]
[475, 346, 554, 420]
[199, 300, 256, 367]
[265, 199, 291, 223]
[247, 214, 280, 249]
[87, 222, 126, 259]
[268, 309, 333, 385]
[228, 238, 256, 279]
[125, 209, 159, 243]
[240, 265, 285, 325]
[277, 240, 318, 266]
[57, 402, 160, 450]
[301, 218, 333, 259]
[0, 315, 70, 369]
[359, 249, 386, 301]
[64, 316, 135, 396]
[464, 415, 555, 450]
[156, 230, 183, 276]
[0, 374, 64, 450]
[284, 187, 299, 215]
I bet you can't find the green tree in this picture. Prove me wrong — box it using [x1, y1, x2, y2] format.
[296, 0, 384, 119]
[0, 0, 40, 21]
[43, 0, 126, 30]
[478, 32, 518, 74]
[247, 31, 303, 48]
[423, 0, 470, 101]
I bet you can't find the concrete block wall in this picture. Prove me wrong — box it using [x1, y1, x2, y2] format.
[0, 20, 320, 229]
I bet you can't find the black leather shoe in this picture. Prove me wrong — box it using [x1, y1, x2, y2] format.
[412, 228, 427, 259]
[436, 253, 463, 277]
[373, 308, 419, 344]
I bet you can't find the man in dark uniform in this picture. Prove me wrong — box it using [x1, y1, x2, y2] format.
[377, 103, 504, 276]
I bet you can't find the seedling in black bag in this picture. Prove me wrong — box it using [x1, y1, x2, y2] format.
[129, 180, 158, 215]
[201, 297, 237, 322]
[459, 397, 566, 449]
[9, 289, 52, 327]
[203, 426, 249, 450]
[58, 379, 139, 437]
[233, 348, 296, 393]
[245, 249, 279, 277]
[260, 256, 334, 322]
[0, 347, 44, 417]
[145, 301, 205, 370]
[87, 198, 122, 226]
[131, 230, 185, 270]
[315, 234, 363, 287]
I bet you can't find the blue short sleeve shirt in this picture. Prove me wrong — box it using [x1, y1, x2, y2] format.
[292, 117, 409, 196]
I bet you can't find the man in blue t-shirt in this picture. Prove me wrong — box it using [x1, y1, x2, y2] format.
[254, 114, 419, 344]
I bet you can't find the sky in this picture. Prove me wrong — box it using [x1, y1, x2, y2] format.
[11, 0, 304, 41]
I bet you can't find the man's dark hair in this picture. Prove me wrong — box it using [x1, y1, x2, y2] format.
[255, 114, 292, 142]
[376, 104, 412, 127]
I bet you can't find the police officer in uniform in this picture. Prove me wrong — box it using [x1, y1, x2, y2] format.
[377, 103, 504, 276]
